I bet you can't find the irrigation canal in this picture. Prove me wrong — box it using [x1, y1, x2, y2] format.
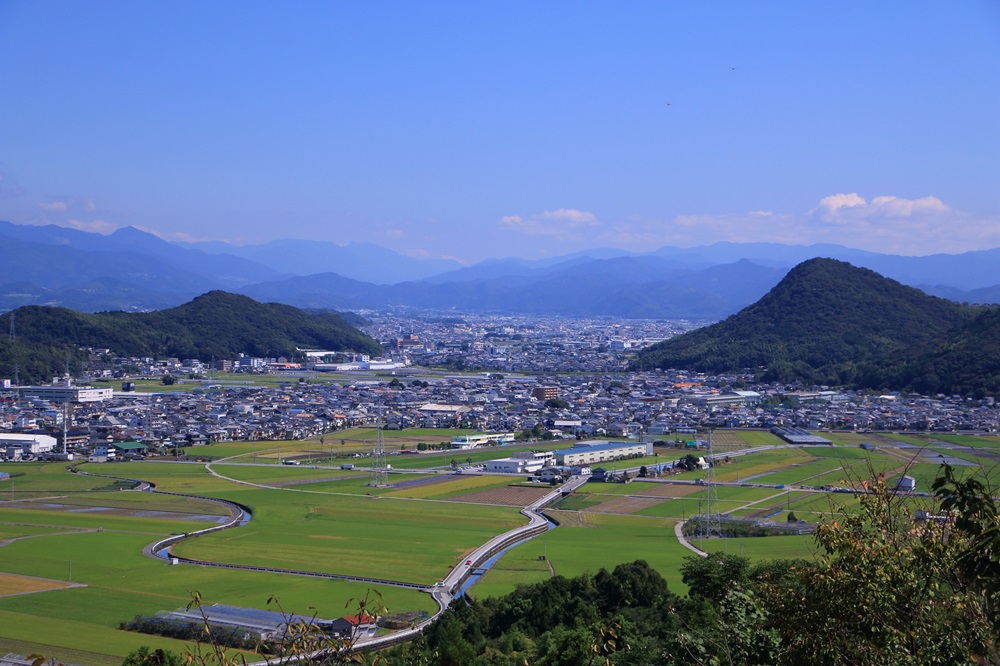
[70, 465, 586, 652]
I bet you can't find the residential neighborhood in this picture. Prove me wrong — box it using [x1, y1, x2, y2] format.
[1, 313, 998, 463]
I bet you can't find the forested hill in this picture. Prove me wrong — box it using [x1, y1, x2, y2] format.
[888, 306, 1000, 397]
[0, 291, 382, 383]
[633, 258, 991, 391]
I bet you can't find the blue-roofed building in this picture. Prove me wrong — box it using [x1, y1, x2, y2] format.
[555, 440, 652, 466]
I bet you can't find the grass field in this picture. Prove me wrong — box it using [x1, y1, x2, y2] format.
[474, 511, 692, 598]
[0, 500, 437, 663]
[170, 487, 525, 585]
[3, 432, 995, 661]
[700, 534, 817, 561]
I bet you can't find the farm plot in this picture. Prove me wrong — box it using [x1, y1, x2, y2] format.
[477, 511, 691, 596]
[433, 484, 552, 506]
[170, 488, 525, 585]
[700, 534, 817, 561]
[747, 457, 865, 487]
[80, 461, 239, 494]
[589, 481, 704, 498]
[467, 554, 552, 599]
[385, 475, 516, 500]
[0, 528, 434, 665]
[212, 462, 378, 484]
[711, 448, 816, 483]
[0, 572, 78, 598]
[0, 462, 128, 496]
[0, 523, 79, 542]
[930, 433, 1000, 451]
[578, 496, 665, 514]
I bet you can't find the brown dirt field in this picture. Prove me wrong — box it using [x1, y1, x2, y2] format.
[0, 572, 80, 597]
[548, 510, 597, 527]
[709, 431, 747, 446]
[626, 483, 702, 498]
[451, 485, 552, 506]
[586, 496, 664, 514]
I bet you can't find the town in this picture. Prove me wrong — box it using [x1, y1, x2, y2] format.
[2, 313, 997, 464]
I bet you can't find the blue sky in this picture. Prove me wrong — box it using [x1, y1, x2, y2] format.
[1, 2, 998, 263]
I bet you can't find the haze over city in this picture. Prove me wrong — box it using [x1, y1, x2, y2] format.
[1, 2, 998, 263]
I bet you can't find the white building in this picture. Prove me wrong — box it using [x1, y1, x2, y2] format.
[0, 433, 57, 455]
[555, 441, 652, 467]
[19, 382, 113, 403]
[451, 432, 516, 449]
[484, 450, 553, 474]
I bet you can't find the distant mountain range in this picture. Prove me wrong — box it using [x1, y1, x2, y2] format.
[3, 220, 1000, 318]
[634, 258, 1000, 396]
[0, 291, 382, 384]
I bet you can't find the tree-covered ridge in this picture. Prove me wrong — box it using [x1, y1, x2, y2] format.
[0, 291, 381, 383]
[633, 258, 993, 392]
[888, 306, 1000, 397]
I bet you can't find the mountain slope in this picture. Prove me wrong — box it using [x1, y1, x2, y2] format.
[184, 238, 462, 284]
[890, 307, 1000, 397]
[633, 258, 979, 386]
[238, 259, 784, 318]
[0, 292, 381, 383]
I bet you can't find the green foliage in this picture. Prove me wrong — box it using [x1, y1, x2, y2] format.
[633, 258, 994, 394]
[0, 291, 382, 382]
[121, 646, 185, 666]
[388, 561, 679, 665]
[393, 463, 1000, 665]
[762, 472, 991, 665]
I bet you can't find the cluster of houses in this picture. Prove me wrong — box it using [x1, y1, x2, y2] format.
[2, 309, 999, 460]
[1, 360, 999, 463]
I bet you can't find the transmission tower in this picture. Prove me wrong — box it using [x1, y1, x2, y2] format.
[8, 311, 14, 342]
[696, 429, 725, 543]
[367, 409, 389, 487]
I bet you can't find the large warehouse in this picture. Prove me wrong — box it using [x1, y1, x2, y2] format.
[555, 441, 652, 467]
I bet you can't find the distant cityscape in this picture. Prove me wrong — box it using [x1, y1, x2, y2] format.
[2, 313, 996, 464]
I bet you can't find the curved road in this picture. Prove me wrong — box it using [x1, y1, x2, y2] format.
[73, 464, 584, 652]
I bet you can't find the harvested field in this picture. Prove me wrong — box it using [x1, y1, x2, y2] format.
[619, 482, 702, 498]
[548, 510, 597, 527]
[389, 475, 455, 491]
[450, 485, 552, 506]
[0, 572, 80, 598]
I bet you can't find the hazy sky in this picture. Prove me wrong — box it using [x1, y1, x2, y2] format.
[2, 2, 998, 263]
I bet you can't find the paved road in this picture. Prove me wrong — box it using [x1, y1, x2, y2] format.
[74, 464, 585, 656]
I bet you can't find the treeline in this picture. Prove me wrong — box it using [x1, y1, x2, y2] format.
[634, 258, 1000, 396]
[0, 291, 382, 383]
[384, 465, 999, 665]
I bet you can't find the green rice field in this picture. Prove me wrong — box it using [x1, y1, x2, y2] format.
[2, 430, 997, 661]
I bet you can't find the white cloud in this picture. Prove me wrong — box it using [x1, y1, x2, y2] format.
[587, 193, 997, 256]
[498, 208, 600, 237]
[134, 226, 217, 243]
[65, 218, 116, 234]
[38, 201, 69, 211]
[811, 192, 951, 223]
[797, 192, 989, 253]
